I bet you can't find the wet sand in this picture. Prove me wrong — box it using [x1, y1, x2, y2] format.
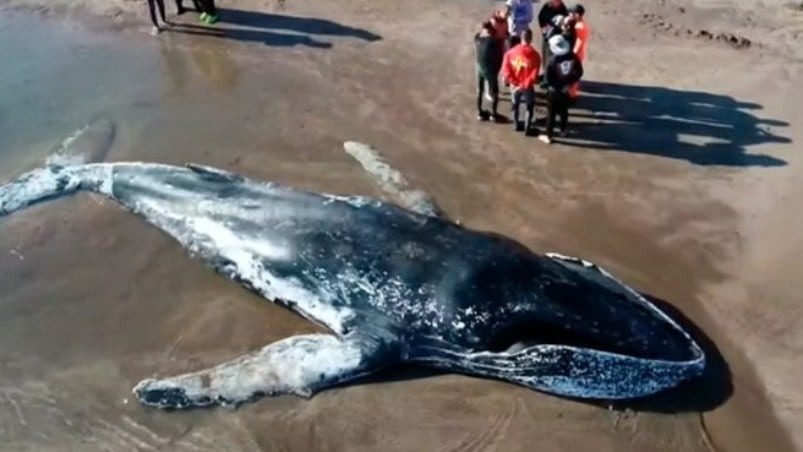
[0, 0, 802, 450]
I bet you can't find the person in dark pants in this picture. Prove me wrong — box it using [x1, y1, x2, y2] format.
[474, 21, 505, 122]
[537, 0, 568, 76]
[146, 0, 171, 35]
[501, 28, 541, 135]
[198, 0, 219, 24]
[539, 34, 583, 144]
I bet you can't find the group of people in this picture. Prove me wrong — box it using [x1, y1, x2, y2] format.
[146, 0, 220, 35]
[474, 0, 590, 144]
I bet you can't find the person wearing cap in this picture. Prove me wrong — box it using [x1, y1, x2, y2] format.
[501, 28, 541, 135]
[538, 34, 583, 144]
[474, 21, 505, 122]
[537, 0, 569, 74]
[567, 4, 589, 99]
[504, 0, 535, 48]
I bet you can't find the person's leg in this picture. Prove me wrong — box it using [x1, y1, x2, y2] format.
[558, 91, 570, 135]
[204, 0, 217, 17]
[511, 90, 522, 131]
[488, 74, 500, 119]
[146, 0, 160, 31]
[545, 89, 557, 139]
[524, 87, 536, 135]
[155, 0, 169, 25]
[540, 36, 550, 80]
[477, 71, 487, 119]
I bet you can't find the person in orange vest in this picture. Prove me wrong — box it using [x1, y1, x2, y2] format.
[568, 4, 589, 100]
[501, 28, 541, 135]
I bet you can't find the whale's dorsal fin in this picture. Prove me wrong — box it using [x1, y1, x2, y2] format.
[185, 163, 243, 183]
[342, 141, 446, 220]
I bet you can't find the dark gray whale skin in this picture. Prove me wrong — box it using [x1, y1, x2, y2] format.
[0, 161, 705, 410]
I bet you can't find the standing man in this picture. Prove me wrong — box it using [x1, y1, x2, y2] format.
[539, 34, 583, 144]
[568, 4, 589, 100]
[501, 28, 541, 135]
[505, 0, 535, 48]
[474, 21, 505, 122]
[537, 0, 568, 75]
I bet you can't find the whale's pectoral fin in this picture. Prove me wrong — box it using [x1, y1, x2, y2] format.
[343, 141, 446, 219]
[133, 331, 399, 410]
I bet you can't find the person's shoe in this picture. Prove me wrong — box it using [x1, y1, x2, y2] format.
[150, 26, 161, 36]
[477, 110, 489, 121]
[204, 14, 220, 24]
[199, 12, 209, 21]
[538, 134, 552, 144]
[177, 6, 186, 15]
[514, 121, 524, 132]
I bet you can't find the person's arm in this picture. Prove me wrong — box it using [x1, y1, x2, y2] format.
[573, 23, 586, 55]
[501, 51, 512, 83]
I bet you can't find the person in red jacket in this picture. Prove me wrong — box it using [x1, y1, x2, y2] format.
[501, 28, 541, 134]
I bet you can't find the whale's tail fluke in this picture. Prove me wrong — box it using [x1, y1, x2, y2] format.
[0, 164, 113, 217]
[343, 141, 445, 219]
[0, 117, 116, 217]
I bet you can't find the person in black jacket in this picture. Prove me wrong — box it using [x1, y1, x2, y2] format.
[474, 21, 505, 122]
[537, 0, 569, 73]
[539, 34, 583, 144]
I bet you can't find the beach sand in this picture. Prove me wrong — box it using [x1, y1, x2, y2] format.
[0, 0, 801, 450]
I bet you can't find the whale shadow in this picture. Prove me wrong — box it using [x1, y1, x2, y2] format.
[356, 294, 732, 414]
[556, 80, 791, 167]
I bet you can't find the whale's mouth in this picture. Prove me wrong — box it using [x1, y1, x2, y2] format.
[485, 266, 702, 363]
[486, 317, 698, 361]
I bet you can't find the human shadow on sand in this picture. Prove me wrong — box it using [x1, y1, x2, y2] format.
[170, 25, 335, 49]
[560, 80, 790, 167]
[169, 8, 381, 48]
[356, 294, 731, 415]
[216, 8, 381, 42]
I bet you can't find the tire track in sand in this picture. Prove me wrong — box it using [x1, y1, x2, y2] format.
[440, 394, 517, 452]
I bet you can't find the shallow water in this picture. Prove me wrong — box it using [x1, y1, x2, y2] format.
[0, 12, 296, 179]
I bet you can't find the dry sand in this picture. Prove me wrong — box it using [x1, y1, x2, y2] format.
[0, 0, 801, 451]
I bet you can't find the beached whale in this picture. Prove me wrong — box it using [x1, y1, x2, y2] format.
[0, 142, 705, 410]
